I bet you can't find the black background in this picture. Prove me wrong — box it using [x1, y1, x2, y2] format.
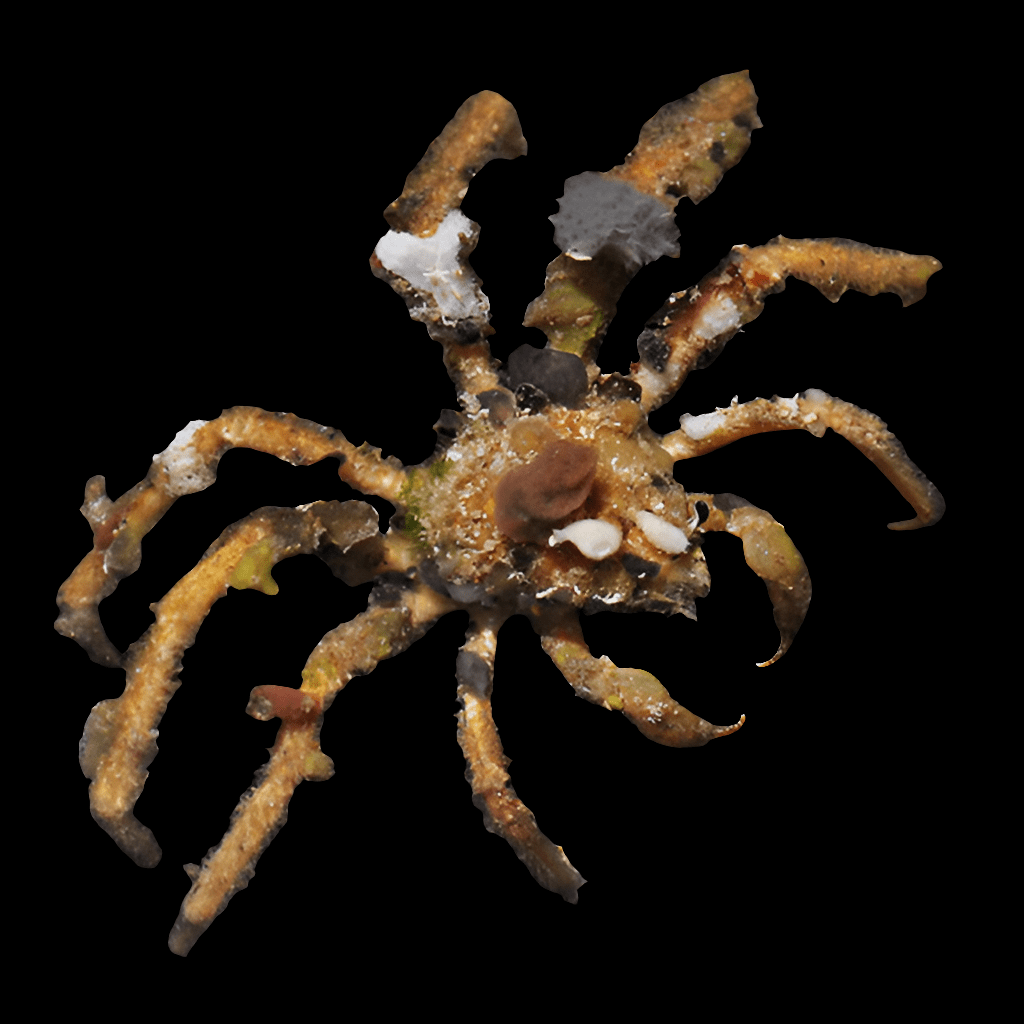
[42, 35, 962, 982]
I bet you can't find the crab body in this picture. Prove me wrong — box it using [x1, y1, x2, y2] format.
[403, 394, 707, 620]
[56, 72, 944, 955]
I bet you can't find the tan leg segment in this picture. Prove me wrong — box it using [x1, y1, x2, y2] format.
[79, 506, 328, 871]
[688, 493, 812, 667]
[370, 91, 527, 398]
[538, 607, 744, 744]
[661, 390, 944, 530]
[629, 236, 941, 414]
[169, 580, 455, 956]
[456, 612, 586, 903]
[381, 92, 527, 238]
[524, 72, 760, 369]
[56, 407, 407, 667]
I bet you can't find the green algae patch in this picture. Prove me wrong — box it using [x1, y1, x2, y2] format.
[531, 281, 603, 356]
[230, 537, 279, 595]
[399, 461, 452, 548]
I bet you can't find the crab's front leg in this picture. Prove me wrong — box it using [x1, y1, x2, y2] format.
[688, 493, 812, 667]
[539, 607, 745, 745]
[456, 610, 586, 903]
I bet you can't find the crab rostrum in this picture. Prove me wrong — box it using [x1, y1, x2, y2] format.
[55, 72, 943, 956]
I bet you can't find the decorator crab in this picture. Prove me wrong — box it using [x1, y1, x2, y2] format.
[56, 72, 943, 955]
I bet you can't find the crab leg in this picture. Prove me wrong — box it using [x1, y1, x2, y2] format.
[77, 499, 408, 867]
[370, 90, 527, 400]
[456, 611, 586, 903]
[688, 493, 812, 667]
[662, 391, 944, 530]
[525, 71, 760, 371]
[629, 237, 942, 414]
[78, 505, 331, 873]
[538, 607, 744, 744]
[170, 577, 454, 956]
[56, 407, 406, 667]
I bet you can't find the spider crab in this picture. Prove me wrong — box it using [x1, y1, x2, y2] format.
[56, 71, 943, 955]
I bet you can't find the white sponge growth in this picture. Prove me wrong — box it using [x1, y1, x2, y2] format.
[549, 518, 623, 560]
[679, 410, 726, 440]
[154, 420, 217, 497]
[375, 210, 486, 320]
[636, 510, 690, 554]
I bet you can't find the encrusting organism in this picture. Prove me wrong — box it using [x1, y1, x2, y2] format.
[55, 72, 944, 956]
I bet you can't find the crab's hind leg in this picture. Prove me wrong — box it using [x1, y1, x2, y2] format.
[170, 571, 454, 956]
[538, 607, 744, 746]
[456, 610, 586, 903]
[688, 493, 812, 667]
[79, 504, 333, 873]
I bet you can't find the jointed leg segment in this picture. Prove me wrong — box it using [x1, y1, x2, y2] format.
[539, 607, 744, 744]
[56, 407, 408, 668]
[79, 505, 330, 870]
[687, 493, 812, 667]
[456, 612, 587, 903]
[71, 468, 453, 955]
[629, 237, 942, 414]
[661, 390, 945, 531]
[170, 578, 452, 956]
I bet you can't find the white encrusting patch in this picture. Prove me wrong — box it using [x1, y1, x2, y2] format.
[154, 420, 216, 496]
[375, 210, 485, 320]
[549, 519, 622, 560]
[693, 294, 740, 340]
[636, 510, 690, 553]
[679, 409, 726, 439]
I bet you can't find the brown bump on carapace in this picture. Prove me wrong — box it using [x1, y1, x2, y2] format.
[494, 441, 598, 542]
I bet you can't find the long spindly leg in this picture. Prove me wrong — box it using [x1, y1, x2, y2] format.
[523, 71, 760, 371]
[687, 492, 813, 667]
[78, 498, 412, 867]
[455, 610, 586, 904]
[169, 574, 455, 956]
[661, 391, 944, 531]
[538, 607, 745, 745]
[370, 91, 527, 398]
[56, 406, 407, 667]
[79, 505, 333, 872]
[628, 236, 942, 414]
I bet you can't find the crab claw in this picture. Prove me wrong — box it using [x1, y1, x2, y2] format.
[539, 609, 745, 747]
[699, 494, 812, 666]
